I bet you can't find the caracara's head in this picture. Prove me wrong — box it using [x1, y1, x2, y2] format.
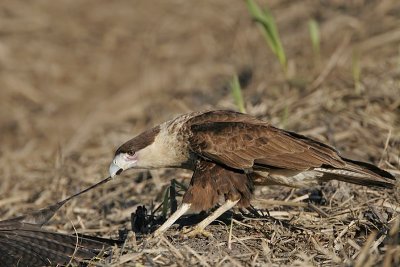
[109, 126, 161, 178]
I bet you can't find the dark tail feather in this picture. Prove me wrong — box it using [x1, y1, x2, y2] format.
[0, 176, 116, 267]
[319, 158, 396, 189]
[343, 158, 395, 179]
[0, 223, 115, 267]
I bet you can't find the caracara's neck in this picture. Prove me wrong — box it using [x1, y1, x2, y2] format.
[136, 118, 195, 169]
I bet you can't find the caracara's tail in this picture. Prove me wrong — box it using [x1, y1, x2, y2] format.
[317, 158, 396, 188]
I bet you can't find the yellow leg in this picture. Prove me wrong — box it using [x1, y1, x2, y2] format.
[182, 199, 239, 238]
[153, 203, 191, 237]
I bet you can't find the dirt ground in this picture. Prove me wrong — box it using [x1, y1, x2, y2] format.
[0, 0, 399, 266]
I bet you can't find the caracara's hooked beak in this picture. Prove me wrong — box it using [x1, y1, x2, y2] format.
[109, 153, 138, 178]
[109, 162, 122, 178]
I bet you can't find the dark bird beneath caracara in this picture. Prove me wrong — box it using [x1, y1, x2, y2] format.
[0, 220, 110, 267]
[109, 110, 396, 236]
[0, 178, 116, 266]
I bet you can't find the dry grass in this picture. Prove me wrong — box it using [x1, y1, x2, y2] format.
[0, 0, 399, 266]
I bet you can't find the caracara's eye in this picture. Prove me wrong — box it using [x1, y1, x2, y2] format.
[127, 151, 136, 156]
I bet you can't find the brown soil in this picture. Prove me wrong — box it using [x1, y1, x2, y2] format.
[0, 0, 399, 266]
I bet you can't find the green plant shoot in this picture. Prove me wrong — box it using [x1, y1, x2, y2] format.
[245, 0, 287, 73]
[308, 19, 320, 59]
[352, 51, 361, 93]
[230, 74, 246, 113]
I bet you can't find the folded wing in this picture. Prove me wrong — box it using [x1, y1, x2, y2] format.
[188, 113, 395, 188]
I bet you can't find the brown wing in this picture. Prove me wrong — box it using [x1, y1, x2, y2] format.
[188, 117, 346, 171]
[186, 110, 395, 188]
[185, 110, 267, 126]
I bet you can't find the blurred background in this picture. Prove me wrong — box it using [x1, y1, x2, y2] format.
[0, 0, 399, 265]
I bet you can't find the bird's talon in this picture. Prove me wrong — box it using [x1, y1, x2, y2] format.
[181, 227, 213, 238]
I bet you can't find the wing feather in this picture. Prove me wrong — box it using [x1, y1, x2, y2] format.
[185, 110, 395, 188]
[188, 119, 345, 171]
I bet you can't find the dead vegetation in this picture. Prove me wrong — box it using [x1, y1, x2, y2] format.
[0, 0, 399, 266]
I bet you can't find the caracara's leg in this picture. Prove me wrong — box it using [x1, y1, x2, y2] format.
[182, 199, 239, 237]
[153, 203, 191, 237]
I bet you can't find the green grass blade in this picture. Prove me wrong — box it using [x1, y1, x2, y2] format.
[246, 0, 277, 55]
[161, 186, 170, 218]
[174, 179, 188, 191]
[352, 51, 361, 93]
[245, 0, 287, 72]
[169, 179, 177, 214]
[398, 45, 400, 70]
[230, 74, 246, 113]
[308, 19, 320, 58]
[280, 105, 289, 129]
[262, 6, 286, 65]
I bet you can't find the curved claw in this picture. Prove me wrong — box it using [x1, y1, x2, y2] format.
[181, 226, 213, 238]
